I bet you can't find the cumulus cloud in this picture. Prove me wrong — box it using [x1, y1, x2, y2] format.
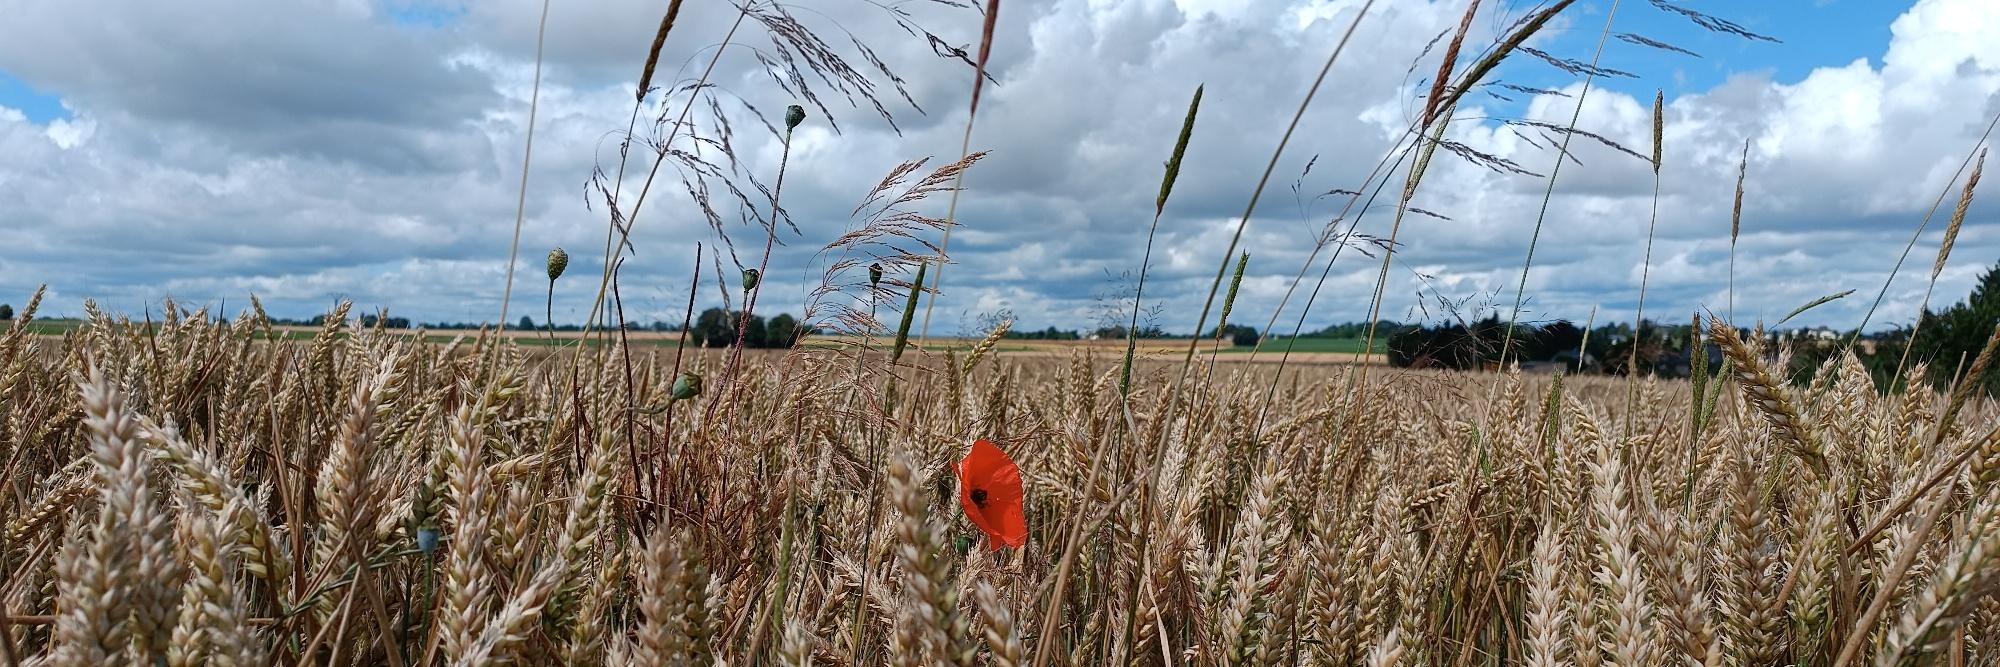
[0, 0, 1993, 335]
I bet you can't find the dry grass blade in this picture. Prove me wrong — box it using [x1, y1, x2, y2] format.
[1776, 290, 1855, 326]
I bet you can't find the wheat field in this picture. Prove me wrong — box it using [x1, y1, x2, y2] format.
[0, 288, 1997, 666]
[6, 1, 2000, 663]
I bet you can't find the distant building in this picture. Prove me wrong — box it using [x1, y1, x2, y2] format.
[1654, 343, 1724, 378]
[1552, 347, 1598, 371]
[1518, 360, 1565, 374]
[1779, 327, 1841, 341]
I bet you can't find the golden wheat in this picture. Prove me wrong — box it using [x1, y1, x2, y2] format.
[0, 302, 1995, 665]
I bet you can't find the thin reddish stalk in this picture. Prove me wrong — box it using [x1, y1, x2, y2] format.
[915, 0, 1004, 346]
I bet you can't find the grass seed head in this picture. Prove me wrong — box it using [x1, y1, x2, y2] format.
[1651, 89, 1664, 174]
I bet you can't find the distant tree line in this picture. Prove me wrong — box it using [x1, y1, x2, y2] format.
[255, 307, 1404, 350]
[1384, 314, 1884, 378]
[688, 308, 807, 349]
[1008, 320, 1410, 346]
[275, 313, 700, 334]
[1001, 326, 1083, 341]
[118, 260, 2000, 394]
[1380, 261, 2000, 396]
[1087, 324, 1166, 340]
[1304, 321, 1404, 339]
[1204, 324, 1261, 347]
[1386, 316, 1641, 373]
[511, 316, 686, 333]
[267, 312, 821, 346]
[893, 318, 1411, 346]
[1381, 313, 1909, 378]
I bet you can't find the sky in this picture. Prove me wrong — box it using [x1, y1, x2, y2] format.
[0, 0, 1995, 336]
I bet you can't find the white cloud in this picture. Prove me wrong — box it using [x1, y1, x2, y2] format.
[44, 115, 92, 149]
[0, 0, 1993, 336]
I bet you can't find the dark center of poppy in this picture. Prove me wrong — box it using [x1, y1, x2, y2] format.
[970, 488, 989, 508]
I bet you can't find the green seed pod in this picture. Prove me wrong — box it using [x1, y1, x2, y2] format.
[869, 262, 884, 286]
[785, 104, 806, 131]
[671, 371, 703, 401]
[546, 247, 568, 281]
[742, 268, 761, 291]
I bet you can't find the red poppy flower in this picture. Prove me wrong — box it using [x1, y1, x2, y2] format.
[959, 438, 1027, 550]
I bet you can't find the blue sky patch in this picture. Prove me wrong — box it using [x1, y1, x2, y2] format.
[1477, 0, 1911, 114]
[383, 1, 467, 28]
[0, 69, 69, 123]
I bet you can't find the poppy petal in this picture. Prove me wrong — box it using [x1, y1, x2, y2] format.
[987, 495, 1028, 549]
[959, 438, 1028, 550]
[958, 448, 1001, 541]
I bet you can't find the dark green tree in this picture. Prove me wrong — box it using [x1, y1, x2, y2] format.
[1600, 319, 1669, 377]
[1231, 327, 1259, 347]
[1091, 324, 1164, 339]
[1388, 322, 1486, 370]
[1203, 323, 1259, 347]
[1529, 320, 1584, 362]
[767, 313, 799, 347]
[1911, 261, 2000, 394]
[518, 315, 534, 331]
[0, 304, 12, 320]
[693, 308, 787, 348]
[694, 308, 734, 347]
[742, 314, 768, 348]
[1001, 326, 1079, 340]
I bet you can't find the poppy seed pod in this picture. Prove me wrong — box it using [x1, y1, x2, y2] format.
[868, 262, 883, 286]
[785, 104, 806, 131]
[671, 371, 702, 401]
[741, 268, 761, 291]
[415, 526, 440, 554]
[546, 247, 568, 281]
